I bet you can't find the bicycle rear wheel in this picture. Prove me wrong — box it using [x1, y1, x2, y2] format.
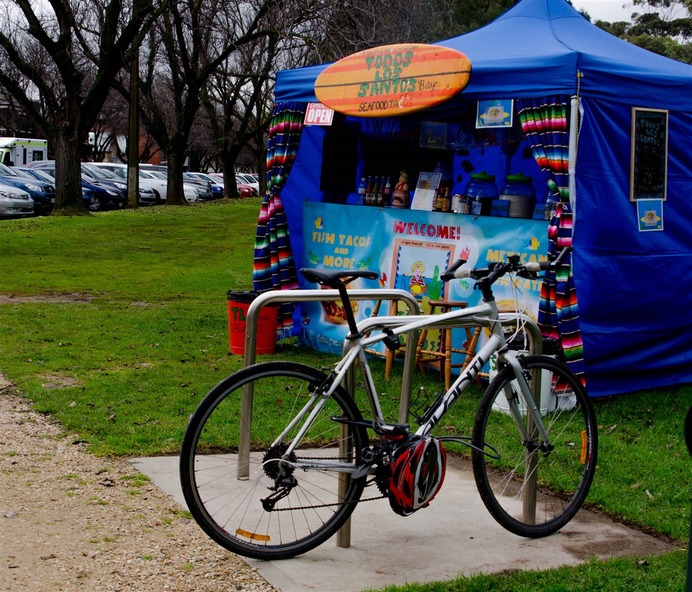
[180, 361, 368, 560]
[472, 355, 597, 537]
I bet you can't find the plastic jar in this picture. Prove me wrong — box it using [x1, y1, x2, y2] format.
[463, 172, 498, 215]
[499, 173, 536, 218]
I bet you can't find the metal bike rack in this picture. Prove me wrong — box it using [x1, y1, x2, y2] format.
[238, 289, 420, 477]
[239, 291, 542, 548]
[238, 288, 420, 549]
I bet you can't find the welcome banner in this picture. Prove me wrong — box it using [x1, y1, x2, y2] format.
[300, 202, 548, 356]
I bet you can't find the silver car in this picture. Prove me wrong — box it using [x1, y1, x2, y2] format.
[0, 182, 34, 218]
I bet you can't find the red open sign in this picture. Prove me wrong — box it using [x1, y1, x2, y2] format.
[304, 103, 334, 126]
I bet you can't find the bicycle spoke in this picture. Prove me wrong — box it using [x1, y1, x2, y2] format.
[180, 362, 367, 559]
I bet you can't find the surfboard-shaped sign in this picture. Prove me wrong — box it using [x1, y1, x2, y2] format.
[314, 43, 471, 118]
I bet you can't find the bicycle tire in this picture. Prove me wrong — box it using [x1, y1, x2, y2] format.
[471, 354, 597, 537]
[180, 361, 368, 560]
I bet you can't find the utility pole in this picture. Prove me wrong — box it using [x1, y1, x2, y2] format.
[127, 47, 140, 209]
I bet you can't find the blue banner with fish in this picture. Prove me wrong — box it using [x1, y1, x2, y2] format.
[300, 202, 548, 355]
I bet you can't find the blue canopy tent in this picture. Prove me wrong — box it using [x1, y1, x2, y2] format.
[264, 0, 692, 397]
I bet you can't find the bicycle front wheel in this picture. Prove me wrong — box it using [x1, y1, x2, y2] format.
[472, 355, 597, 537]
[180, 361, 368, 560]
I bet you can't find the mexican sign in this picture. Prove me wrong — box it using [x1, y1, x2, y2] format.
[300, 202, 548, 355]
[314, 43, 471, 118]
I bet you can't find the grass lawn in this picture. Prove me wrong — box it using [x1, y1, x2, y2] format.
[0, 200, 689, 591]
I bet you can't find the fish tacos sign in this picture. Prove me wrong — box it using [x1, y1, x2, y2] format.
[314, 43, 472, 117]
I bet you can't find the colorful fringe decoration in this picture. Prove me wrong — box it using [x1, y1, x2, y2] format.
[518, 97, 585, 383]
[252, 102, 306, 339]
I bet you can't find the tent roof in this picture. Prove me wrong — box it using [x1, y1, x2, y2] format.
[275, 0, 692, 110]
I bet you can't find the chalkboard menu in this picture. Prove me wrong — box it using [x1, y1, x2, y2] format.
[630, 108, 668, 201]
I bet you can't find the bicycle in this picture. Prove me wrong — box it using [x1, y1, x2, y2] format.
[180, 251, 598, 560]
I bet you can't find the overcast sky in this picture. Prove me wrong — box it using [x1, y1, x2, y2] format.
[572, 0, 635, 22]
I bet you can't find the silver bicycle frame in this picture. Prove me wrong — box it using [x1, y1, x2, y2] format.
[238, 289, 546, 547]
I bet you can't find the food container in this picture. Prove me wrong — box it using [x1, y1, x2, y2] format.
[463, 172, 498, 216]
[499, 173, 536, 218]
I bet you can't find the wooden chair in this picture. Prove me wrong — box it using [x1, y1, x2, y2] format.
[381, 299, 483, 391]
[415, 300, 482, 391]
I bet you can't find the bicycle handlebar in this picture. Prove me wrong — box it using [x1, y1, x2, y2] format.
[441, 247, 572, 284]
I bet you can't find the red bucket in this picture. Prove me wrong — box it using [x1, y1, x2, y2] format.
[227, 291, 278, 355]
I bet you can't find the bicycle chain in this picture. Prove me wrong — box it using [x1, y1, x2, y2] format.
[268, 455, 387, 512]
[269, 493, 387, 512]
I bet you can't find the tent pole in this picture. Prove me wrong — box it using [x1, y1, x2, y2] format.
[569, 95, 579, 217]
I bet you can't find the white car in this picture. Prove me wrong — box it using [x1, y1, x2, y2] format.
[143, 169, 211, 202]
[90, 162, 167, 204]
[0, 182, 34, 217]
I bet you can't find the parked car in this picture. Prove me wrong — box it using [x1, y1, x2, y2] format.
[208, 171, 256, 197]
[29, 161, 127, 211]
[183, 172, 215, 201]
[186, 172, 224, 199]
[88, 162, 167, 205]
[139, 163, 211, 203]
[15, 166, 97, 209]
[82, 163, 157, 207]
[237, 183, 258, 198]
[0, 162, 55, 215]
[235, 172, 260, 194]
[0, 181, 33, 218]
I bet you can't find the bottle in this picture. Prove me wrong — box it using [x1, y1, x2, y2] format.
[440, 187, 451, 212]
[451, 193, 461, 212]
[357, 177, 367, 205]
[382, 176, 392, 206]
[365, 176, 374, 206]
[471, 195, 483, 216]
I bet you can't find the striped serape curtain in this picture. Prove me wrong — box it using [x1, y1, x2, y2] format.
[252, 102, 306, 339]
[517, 96, 585, 383]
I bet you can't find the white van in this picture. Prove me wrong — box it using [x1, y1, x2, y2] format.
[0, 138, 48, 166]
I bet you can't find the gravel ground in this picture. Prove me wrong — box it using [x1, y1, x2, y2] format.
[0, 375, 276, 592]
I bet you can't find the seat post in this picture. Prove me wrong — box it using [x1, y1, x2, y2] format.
[336, 281, 361, 337]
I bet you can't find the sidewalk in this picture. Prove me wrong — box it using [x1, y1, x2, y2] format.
[131, 455, 674, 592]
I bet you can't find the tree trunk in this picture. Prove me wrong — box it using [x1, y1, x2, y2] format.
[52, 131, 88, 215]
[221, 153, 240, 198]
[166, 150, 188, 205]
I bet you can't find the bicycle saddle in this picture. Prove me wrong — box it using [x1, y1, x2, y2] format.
[300, 268, 378, 288]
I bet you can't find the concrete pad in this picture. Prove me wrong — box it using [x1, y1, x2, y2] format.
[131, 455, 674, 592]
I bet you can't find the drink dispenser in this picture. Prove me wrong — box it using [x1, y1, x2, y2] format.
[499, 173, 536, 218]
[463, 172, 498, 215]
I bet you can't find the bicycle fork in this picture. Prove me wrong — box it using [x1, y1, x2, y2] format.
[498, 351, 552, 451]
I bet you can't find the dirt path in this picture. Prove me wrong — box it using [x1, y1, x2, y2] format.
[0, 375, 276, 592]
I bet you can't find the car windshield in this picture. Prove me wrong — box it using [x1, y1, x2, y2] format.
[83, 164, 119, 180]
[16, 168, 55, 183]
[0, 163, 19, 177]
[103, 166, 128, 180]
[195, 173, 216, 183]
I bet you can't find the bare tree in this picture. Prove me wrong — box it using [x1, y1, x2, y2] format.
[302, 0, 463, 62]
[0, 0, 163, 214]
[199, 30, 275, 196]
[196, 0, 469, 197]
[89, 90, 131, 162]
[119, 0, 280, 205]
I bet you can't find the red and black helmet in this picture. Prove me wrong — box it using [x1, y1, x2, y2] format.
[388, 436, 447, 516]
